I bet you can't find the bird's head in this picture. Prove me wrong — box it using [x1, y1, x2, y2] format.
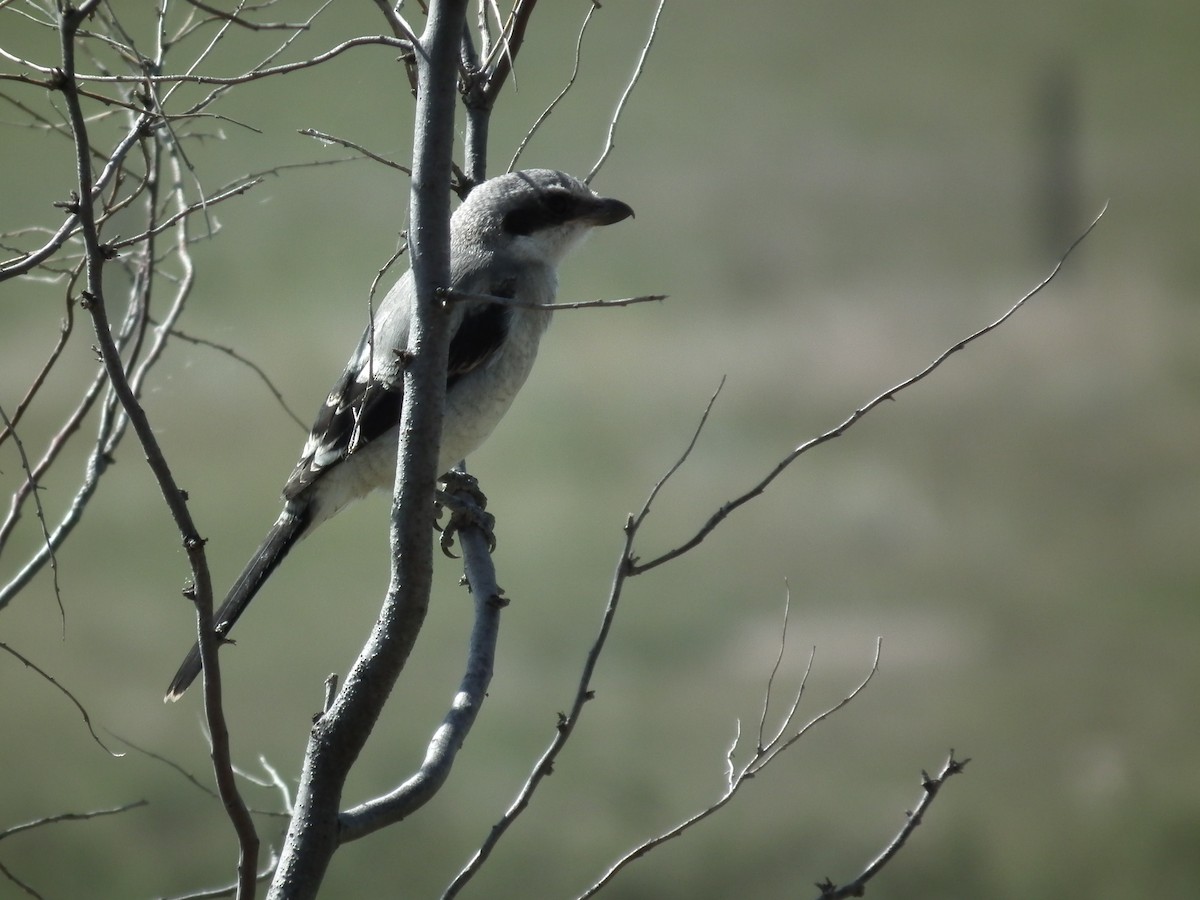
[452, 169, 634, 267]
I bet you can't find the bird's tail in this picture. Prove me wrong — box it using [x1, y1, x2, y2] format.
[164, 507, 309, 701]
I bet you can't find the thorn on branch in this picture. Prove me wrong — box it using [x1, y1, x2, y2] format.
[54, 192, 81, 215]
[322, 673, 338, 715]
[400, 48, 419, 97]
[815, 878, 839, 897]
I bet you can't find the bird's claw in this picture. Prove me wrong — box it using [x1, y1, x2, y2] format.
[436, 471, 496, 558]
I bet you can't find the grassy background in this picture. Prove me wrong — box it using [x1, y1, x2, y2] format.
[3, 1, 1199, 897]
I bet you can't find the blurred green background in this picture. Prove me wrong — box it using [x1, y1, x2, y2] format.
[3, 1, 1199, 897]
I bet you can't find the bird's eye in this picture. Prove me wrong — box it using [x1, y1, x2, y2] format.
[542, 191, 575, 217]
[502, 190, 579, 235]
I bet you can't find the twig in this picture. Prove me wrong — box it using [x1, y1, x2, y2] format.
[161, 853, 279, 900]
[756, 582, 794, 752]
[0, 303, 71, 453]
[816, 752, 970, 899]
[576, 638, 884, 898]
[163, 328, 308, 431]
[477, 0, 537, 106]
[631, 204, 1108, 575]
[0, 35, 411, 87]
[438, 287, 667, 310]
[509, 0, 600, 173]
[0, 291, 141, 608]
[111, 729, 221, 799]
[586, 0, 666, 184]
[0, 112, 153, 281]
[107, 177, 264, 250]
[0, 800, 147, 842]
[0, 641, 121, 756]
[0, 404, 62, 610]
[369, 0, 424, 48]
[298, 128, 411, 173]
[181, 0, 311, 31]
[0, 859, 42, 899]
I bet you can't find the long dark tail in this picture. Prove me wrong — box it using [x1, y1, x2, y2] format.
[164, 506, 309, 701]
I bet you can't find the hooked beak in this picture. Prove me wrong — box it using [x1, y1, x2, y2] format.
[581, 196, 635, 226]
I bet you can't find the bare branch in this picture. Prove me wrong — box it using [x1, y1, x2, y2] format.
[0, 800, 147, 842]
[107, 176, 263, 250]
[438, 286, 666, 310]
[0, 641, 121, 756]
[477, 0, 537, 106]
[509, 0, 601, 173]
[369, 0, 424, 47]
[338, 475, 504, 842]
[0, 35, 411, 88]
[161, 853, 279, 900]
[0, 859, 42, 900]
[576, 638, 884, 898]
[816, 752, 970, 899]
[0, 403, 62, 608]
[181, 0, 311, 31]
[109, 731, 221, 801]
[631, 377, 727, 534]
[0, 111, 153, 281]
[163, 328, 308, 431]
[0, 309, 72, 452]
[586, 0, 666, 184]
[631, 205, 1108, 575]
[298, 128, 411, 174]
[755, 582, 794, 752]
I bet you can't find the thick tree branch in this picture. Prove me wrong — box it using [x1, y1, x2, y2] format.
[338, 481, 504, 841]
[267, 3, 469, 897]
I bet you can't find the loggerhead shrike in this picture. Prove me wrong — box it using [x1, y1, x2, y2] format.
[165, 169, 633, 700]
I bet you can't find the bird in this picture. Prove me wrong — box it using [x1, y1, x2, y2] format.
[165, 169, 634, 700]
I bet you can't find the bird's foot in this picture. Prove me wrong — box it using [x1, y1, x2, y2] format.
[436, 470, 496, 558]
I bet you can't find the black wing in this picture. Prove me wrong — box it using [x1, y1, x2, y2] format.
[447, 278, 514, 388]
[282, 279, 515, 501]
